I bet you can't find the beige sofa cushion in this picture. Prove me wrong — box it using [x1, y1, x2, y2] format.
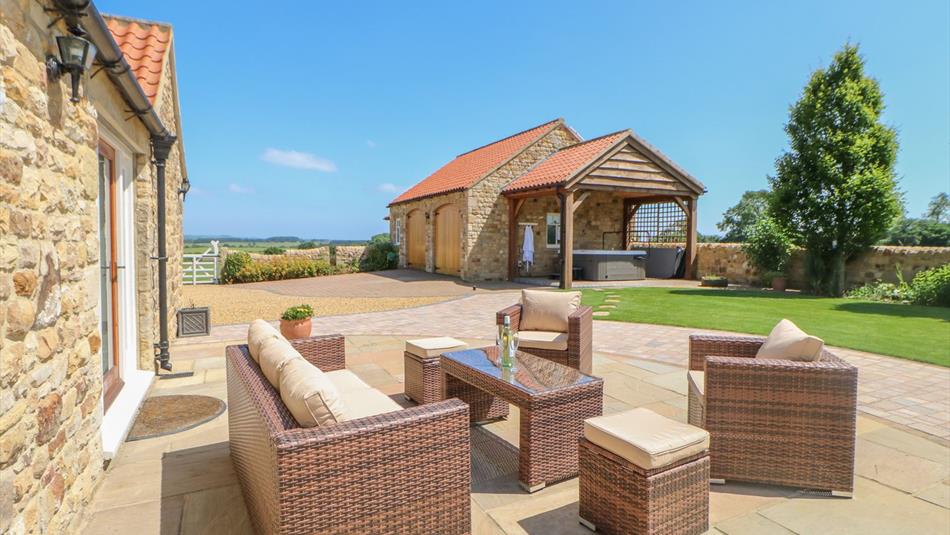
[756, 319, 824, 362]
[519, 290, 581, 332]
[259, 337, 302, 388]
[326, 369, 372, 392]
[518, 330, 569, 351]
[339, 387, 403, 421]
[584, 408, 709, 470]
[279, 358, 345, 427]
[405, 337, 467, 358]
[247, 319, 281, 363]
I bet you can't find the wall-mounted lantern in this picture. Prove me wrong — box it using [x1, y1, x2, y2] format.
[46, 34, 97, 103]
[178, 176, 191, 200]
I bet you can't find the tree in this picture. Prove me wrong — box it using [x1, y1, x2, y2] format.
[769, 44, 900, 296]
[925, 192, 950, 223]
[717, 190, 770, 242]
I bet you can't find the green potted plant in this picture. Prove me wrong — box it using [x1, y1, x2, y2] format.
[280, 304, 314, 340]
[743, 217, 792, 291]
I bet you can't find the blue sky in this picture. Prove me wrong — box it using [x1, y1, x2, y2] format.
[99, 0, 950, 239]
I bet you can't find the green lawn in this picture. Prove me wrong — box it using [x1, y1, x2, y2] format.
[581, 287, 950, 367]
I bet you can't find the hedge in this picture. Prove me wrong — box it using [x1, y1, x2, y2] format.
[221, 251, 355, 284]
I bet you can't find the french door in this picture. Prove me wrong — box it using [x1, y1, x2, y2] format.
[98, 141, 123, 411]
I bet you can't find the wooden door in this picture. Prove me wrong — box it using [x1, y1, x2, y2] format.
[98, 141, 123, 411]
[406, 210, 426, 269]
[434, 203, 460, 275]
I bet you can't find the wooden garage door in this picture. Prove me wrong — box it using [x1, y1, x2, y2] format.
[434, 204, 460, 275]
[406, 210, 426, 269]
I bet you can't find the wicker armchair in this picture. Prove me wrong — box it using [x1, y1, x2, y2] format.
[688, 334, 858, 495]
[226, 334, 472, 534]
[496, 304, 593, 374]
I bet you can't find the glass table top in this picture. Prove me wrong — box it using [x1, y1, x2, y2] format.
[442, 346, 598, 395]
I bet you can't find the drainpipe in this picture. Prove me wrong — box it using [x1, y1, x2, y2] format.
[57, 0, 184, 374]
[151, 135, 176, 373]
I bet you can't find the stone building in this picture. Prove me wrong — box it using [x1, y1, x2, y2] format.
[1, 2, 187, 533]
[388, 119, 705, 286]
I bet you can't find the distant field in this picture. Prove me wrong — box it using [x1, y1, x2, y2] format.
[183, 240, 367, 254]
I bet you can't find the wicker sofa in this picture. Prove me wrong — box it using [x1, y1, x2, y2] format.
[496, 304, 593, 374]
[226, 334, 472, 534]
[688, 334, 858, 495]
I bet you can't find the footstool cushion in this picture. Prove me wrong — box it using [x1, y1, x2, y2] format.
[579, 408, 710, 535]
[584, 407, 709, 470]
[404, 337, 467, 405]
[406, 337, 467, 358]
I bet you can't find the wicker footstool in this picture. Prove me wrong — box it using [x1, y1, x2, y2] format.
[579, 408, 710, 535]
[404, 337, 467, 405]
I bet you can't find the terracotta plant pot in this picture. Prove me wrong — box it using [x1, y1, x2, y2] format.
[279, 318, 312, 340]
[772, 276, 787, 292]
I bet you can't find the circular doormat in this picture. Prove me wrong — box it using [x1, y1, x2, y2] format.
[126, 395, 226, 441]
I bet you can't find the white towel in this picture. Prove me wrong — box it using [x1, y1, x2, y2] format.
[522, 225, 535, 265]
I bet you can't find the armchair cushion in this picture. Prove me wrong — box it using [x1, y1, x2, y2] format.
[756, 319, 824, 362]
[339, 388, 403, 421]
[687, 370, 705, 398]
[518, 330, 569, 351]
[247, 319, 281, 363]
[519, 289, 581, 332]
[279, 357, 345, 427]
[260, 337, 303, 387]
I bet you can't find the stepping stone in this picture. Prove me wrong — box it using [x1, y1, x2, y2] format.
[598, 305, 616, 309]
[591, 288, 604, 292]
[592, 311, 611, 317]
[606, 294, 621, 298]
[605, 299, 621, 303]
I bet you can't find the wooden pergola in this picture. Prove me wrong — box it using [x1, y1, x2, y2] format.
[503, 130, 705, 288]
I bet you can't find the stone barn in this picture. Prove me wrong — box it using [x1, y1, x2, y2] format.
[388, 119, 705, 287]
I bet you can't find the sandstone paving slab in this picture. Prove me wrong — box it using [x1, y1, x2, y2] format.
[860, 425, 950, 465]
[714, 512, 796, 535]
[85, 495, 183, 535]
[709, 482, 796, 526]
[180, 484, 253, 534]
[642, 370, 688, 395]
[914, 480, 950, 509]
[757, 476, 950, 534]
[600, 371, 682, 407]
[855, 439, 949, 494]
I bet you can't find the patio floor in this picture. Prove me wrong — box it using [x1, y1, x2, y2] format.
[83, 332, 950, 534]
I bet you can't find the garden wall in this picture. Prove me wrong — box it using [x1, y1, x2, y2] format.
[697, 243, 950, 288]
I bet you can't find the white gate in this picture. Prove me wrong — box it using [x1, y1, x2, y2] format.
[183, 241, 220, 285]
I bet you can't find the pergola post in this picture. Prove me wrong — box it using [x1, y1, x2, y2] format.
[507, 198, 518, 280]
[559, 189, 574, 289]
[685, 196, 698, 279]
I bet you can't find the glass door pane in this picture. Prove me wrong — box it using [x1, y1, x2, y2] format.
[98, 154, 115, 378]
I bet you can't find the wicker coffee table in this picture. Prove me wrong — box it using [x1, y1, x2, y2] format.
[441, 347, 604, 492]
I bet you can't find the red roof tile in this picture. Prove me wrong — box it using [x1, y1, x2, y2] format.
[503, 131, 629, 193]
[104, 16, 171, 104]
[391, 119, 564, 204]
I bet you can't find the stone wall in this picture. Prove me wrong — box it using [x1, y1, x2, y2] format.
[389, 190, 465, 272]
[513, 191, 626, 277]
[0, 5, 187, 533]
[333, 245, 367, 266]
[696, 243, 950, 289]
[464, 125, 578, 280]
[0, 11, 104, 534]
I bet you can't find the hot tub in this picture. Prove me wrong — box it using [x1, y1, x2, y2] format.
[572, 250, 647, 281]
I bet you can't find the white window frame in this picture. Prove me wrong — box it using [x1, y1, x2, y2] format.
[393, 218, 402, 245]
[545, 213, 560, 249]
